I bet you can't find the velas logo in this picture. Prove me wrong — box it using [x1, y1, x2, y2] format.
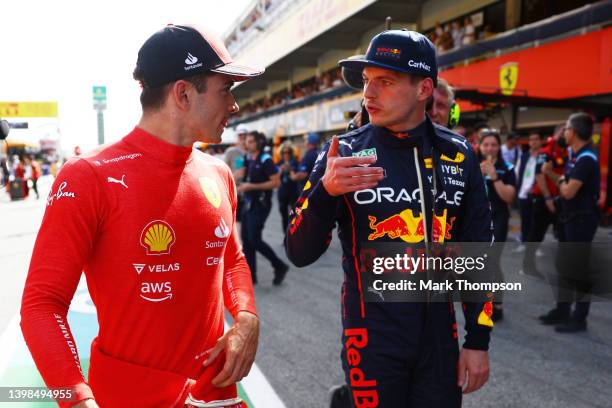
[199, 177, 222, 208]
[368, 209, 454, 243]
[185, 52, 198, 65]
[140, 220, 176, 255]
[133, 263, 180, 274]
[408, 59, 431, 72]
[440, 152, 465, 163]
[375, 46, 401, 59]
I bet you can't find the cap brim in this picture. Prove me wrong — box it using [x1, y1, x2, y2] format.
[211, 62, 264, 82]
[339, 58, 410, 75]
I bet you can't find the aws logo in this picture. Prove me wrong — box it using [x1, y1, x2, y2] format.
[440, 152, 465, 163]
[140, 220, 176, 256]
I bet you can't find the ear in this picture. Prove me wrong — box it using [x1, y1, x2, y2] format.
[418, 78, 434, 102]
[170, 80, 191, 112]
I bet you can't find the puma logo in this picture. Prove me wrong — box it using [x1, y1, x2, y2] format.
[367, 286, 385, 301]
[451, 137, 468, 150]
[339, 140, 354, 150]
[107, 175, 128, 189]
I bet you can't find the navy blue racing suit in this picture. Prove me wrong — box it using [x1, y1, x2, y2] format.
[285, 117, 493, 407]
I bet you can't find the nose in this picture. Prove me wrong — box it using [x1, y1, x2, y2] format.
[230, 101, 239, 114]
[363, 80, 376, 100]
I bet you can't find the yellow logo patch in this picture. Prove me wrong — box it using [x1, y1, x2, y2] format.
[499, 62, 518, 96]
[140, 221, 176, 255]
[440, 152, 465, 163]
[199, 177, 222, 208]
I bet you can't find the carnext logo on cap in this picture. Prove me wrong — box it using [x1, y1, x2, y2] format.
[408, 60, 431, 72]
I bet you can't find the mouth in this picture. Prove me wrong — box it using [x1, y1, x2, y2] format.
[365, 104, 381, 115]
[221, 119, 229, 128]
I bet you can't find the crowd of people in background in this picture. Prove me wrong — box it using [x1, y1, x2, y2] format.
[451, 113, 600, 331]
[234, 67, 345, 119]
[234, 15, 498, 121]
[426, 16, 496, 54]
[1, 154, 42, 200]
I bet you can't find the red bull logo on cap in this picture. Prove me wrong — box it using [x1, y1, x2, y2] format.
[368, 209, 454, 243]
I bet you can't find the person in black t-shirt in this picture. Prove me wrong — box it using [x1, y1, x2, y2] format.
[238, 131, 289, 285]
[478, 129, 516, 321]
[539, 113, 600, 332]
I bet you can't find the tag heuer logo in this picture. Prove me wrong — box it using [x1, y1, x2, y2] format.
[352, 148, 377, 159]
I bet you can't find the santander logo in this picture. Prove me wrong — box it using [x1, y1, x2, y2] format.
[185, 52, 198, 65]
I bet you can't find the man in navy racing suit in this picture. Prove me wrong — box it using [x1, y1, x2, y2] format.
[285, 30, 494, 407]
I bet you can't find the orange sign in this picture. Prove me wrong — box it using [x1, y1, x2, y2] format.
[441, 27, 612, 100]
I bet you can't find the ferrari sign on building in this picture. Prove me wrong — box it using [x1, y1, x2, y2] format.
[0, 102, 58, 118]
[499, 62, 518, 95]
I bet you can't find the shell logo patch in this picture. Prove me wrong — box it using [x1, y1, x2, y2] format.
[140, 220, 176, 255]
[199, 177, 222, 208]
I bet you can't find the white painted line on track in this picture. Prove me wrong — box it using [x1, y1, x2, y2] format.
[224, 321, 286, 408]
[0, 312, 20, 379]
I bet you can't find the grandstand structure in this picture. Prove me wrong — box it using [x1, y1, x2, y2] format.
[223, 0, 612, 214]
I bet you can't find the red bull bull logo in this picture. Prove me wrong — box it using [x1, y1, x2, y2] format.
[368, 209, 454, 243]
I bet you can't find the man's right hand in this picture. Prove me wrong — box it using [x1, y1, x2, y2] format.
[72, 399, 99, 408]
[321, 136, 384, 196]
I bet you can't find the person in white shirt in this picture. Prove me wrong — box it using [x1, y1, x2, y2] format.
[515, 132, 544, 248]
[501, 132, 521, 165]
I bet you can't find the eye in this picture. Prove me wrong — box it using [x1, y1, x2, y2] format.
[382, 80, 392, 86]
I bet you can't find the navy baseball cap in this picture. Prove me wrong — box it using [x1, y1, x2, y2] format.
[339, 30, 438, 86]
[136, 24, 264, 88]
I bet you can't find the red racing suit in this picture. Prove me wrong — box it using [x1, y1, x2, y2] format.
[21, 128, 255, 407]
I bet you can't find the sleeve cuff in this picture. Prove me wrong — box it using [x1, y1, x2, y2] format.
[463, 329, 491, 351]
[235, 306, 258, 319]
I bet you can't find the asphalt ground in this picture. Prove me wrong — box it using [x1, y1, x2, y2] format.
[1, 175, 612, 407]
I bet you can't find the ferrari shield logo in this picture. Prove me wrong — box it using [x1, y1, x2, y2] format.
[499, 62, 518, 95]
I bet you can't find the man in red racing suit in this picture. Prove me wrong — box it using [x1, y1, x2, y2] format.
[21, 24, 263, 408]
